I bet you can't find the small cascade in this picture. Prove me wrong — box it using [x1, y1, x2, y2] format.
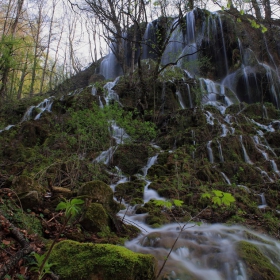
[0, 124, 15, 133]
[143, 181, 162, 203]
[175, 90, 186, 109]
[256, 167, 274, 183]
[205, 111, 215, 125]
[262, 104, 268, 119]
[21, 97, 54, 122]
[207, 140, 214, 163]
[258, 193, 267, 209]
[68, 88, 83, 96]
[98, 96, 104, 108]
[103, 77, 121, 105]
[251, 119, 275, 133]
[141, 155, 158, 177]
[217, 140, 224, 163]
[270, 160, 280, 177]
[93, 121, 129, 165]
[110, 121, 130, 144]
[221, 172, 231, 184]
[220, 124, 229, 137]
[252, 136, 269, 160]
[91, 86, 97, 96]
[186, 83, 193, 108]
[93, 146, 116, 165]
[239, 135, 252, 164]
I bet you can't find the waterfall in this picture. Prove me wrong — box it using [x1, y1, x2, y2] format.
[258, 193, 267, 209]
[103, 77, 121, 105]
[207, 140, 214, 163]
[239, 135, 252, 164]
[100, 45, 123, 80]
[93, 146, 116, 165]
[217, 140, 224, 163]
[21, 97, 54, 122]
[141, 155, 158, 177]
[221, 172, 231, 184]
[252, 136, 269, 160]
[220, 124, 229, 137]
[205, 111, 215, 125]
[91, 86, 97, 96]
[217, 15, 228, 74]
[0, 124, 15, 133]
[270, 160, 280, 177]
[186, 84, 193, 108]
[175, 90, 186, 109]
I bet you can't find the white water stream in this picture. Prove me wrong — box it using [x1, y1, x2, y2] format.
[110, 153, 280, 280]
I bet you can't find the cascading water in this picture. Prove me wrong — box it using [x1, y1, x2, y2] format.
[217, 140, 224, 163]
[125, 222, 280, 280]
[239, 135, 252, 164]
[207, 140, 214, 163]
[21, 97, 54, 122]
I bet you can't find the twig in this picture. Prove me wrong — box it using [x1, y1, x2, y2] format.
[156, 206, 208, 279]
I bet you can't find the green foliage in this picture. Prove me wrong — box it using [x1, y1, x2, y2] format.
[29, 252, 56, 280]
[56, 198, 84, 220]
[152, 199, 183, 209]
[248, 19, 267, 33]
[66, 104, 110, 152]
[104, 104, 157, 142]
[201, 190, 235, 206]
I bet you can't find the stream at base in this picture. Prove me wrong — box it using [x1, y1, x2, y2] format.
[124, 221, 280, 280]
[109, 155, 280, 280]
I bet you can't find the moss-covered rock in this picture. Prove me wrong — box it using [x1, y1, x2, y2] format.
[80, 202, 109, 232]
[236, 241, 280, 280]
[112, 143, 150, 175]
[77, 180, 118, 213]
[49, 240, 156, 280]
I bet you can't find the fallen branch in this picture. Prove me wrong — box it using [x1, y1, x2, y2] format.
[0, 212, 33, 279]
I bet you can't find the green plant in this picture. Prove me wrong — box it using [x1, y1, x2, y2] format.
[201, 190, 235, 206]
[29, 252, 56, 280]
[29, 198, 84, 279]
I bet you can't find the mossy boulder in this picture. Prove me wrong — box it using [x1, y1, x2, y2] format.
[80, 203, 109, 232]
[236, 241, 280, 280]
[49, 240, 156, 280]
[11, 175, 45, 209]
[77, 180, 119, 213]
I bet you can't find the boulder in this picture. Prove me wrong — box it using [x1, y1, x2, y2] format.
[49, 240, 156, 280]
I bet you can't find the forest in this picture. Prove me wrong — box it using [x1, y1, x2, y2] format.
[1, 0, 280, 280]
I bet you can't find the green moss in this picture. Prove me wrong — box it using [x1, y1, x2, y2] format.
[236, 241, 280, 280]
[78, 180, 118, 212]
[80, 203, 109, 232]
[115, 180, 145, 204]
[49, 240, 156, 280]
[0, 199, 43, 235]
